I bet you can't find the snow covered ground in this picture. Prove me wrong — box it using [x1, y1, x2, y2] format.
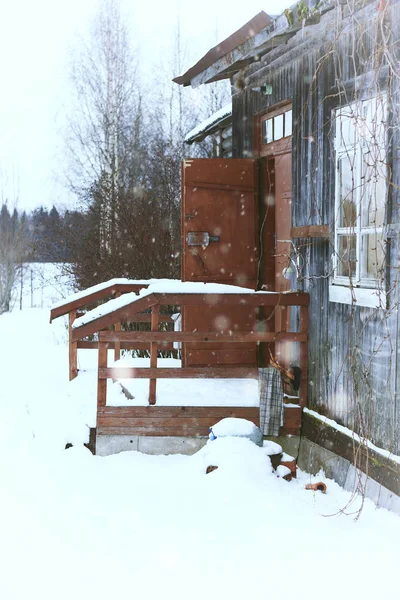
[1, 287, 399, 599]
[12, 262, 75, 311]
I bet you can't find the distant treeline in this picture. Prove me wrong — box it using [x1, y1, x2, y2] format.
[0, 203, 87, 263]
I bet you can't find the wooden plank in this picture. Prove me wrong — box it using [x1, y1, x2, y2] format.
[50, 283, 149, 322]
[97, 341, 108, 408]
[97, 425, 211, 436]
[299, 306, 309, 408]
[153, 292, 310, 308]
[97, 416, 255, 428]
[280, 406, 302, 435]
[77, 341, 174, 350]
[97, 406, 260, 436]
[291, 225, 330, 239]
[97, 406, 259, 419]
[51, 286, 119, 321]
[302, 412, 400, 496]
[114, 292, 121, 362]
[99, 367, 259, 379]
[187, 348, 256, 365]
[149, 305, 159, 405]
[96, 405, 301, 437]
[68, 310, 78, 380]
[120, 313, 173, 323]
[99, 331, 308, 343]
[71, 293, 158, 341]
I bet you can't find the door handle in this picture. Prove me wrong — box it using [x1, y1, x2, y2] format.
[186, 232, 220, 247]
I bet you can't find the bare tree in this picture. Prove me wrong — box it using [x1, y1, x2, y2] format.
[65, 0, 144, 256]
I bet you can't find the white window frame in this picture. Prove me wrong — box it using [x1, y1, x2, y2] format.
[329, 94, 388, 309]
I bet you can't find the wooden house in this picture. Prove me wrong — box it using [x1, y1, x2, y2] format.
[174, 0, 400, 503]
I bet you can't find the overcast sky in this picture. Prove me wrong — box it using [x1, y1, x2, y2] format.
[0, 0, 289, 212]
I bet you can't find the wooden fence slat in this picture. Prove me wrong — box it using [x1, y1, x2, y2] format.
[299, 305, 309, 408]
[97, 341, 108, 408]
[99, 367, 259, 379]
[114, 291, 121, 362]
[149, 305, 159, 405]
[69, 310, 78, 381]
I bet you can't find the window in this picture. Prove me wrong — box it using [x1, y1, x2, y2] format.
[262, 109, 292, 144]
[330, 94, 388, 307]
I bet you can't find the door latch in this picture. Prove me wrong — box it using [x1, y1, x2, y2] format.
[186, 232, 220, 247]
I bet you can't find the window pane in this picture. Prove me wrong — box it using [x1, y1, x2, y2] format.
[284, 110, 292, 137]
[336, 108, 356, 150]
[337, 235, 357, 278]
[362, 95, 386, 149]
[263, 119, 273, 144]
[361, 232, 385, 280]
[360, 151, 386, 228]
[274, 114, 284, 140]
[338, 154, 357, 227]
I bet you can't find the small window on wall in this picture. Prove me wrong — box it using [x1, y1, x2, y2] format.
[330, 94, 388, 308]
[262, 109, 292, 144]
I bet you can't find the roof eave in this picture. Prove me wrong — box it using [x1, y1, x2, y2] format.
[188, 14, 294, 89]
[173, 11, 272, 87]
[185, 113, 232, 144]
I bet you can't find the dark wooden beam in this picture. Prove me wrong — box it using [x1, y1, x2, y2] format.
[302, 412, 400, 496]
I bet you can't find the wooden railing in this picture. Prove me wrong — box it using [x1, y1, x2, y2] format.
[69, 309, 174, 381]
[96, 293, 309, 409]
[50, 280, 154, 381]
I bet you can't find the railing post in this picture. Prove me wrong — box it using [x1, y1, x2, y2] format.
[69, 310, 78, 380]
[299, 304, 309, 408]
[98, 335, 108, 408]
[149, 304, 160, 405]
[114, 292, 121, 362]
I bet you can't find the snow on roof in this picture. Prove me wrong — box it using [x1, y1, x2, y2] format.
[185, 102, 232, 144]
[51, 278, 175, 310]
[73, 280, 273, 329]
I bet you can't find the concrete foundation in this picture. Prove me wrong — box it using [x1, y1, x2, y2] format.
[298, 437, 400, 515]
[96, 434, 208, 457]
[265, 435, 301, 458]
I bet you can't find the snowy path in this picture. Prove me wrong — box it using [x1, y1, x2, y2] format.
[0, 309, 399, 600]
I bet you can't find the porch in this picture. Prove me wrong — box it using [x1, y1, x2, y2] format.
[63, 282, 309, 452]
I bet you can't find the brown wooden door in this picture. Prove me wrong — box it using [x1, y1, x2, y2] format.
[182, 158, 258, 287]
[181, 158, 259, 367]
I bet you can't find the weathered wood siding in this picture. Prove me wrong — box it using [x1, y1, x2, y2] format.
[232, 1, 400, 453]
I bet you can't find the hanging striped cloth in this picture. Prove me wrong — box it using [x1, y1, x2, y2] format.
[259, 367, 284, 437]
